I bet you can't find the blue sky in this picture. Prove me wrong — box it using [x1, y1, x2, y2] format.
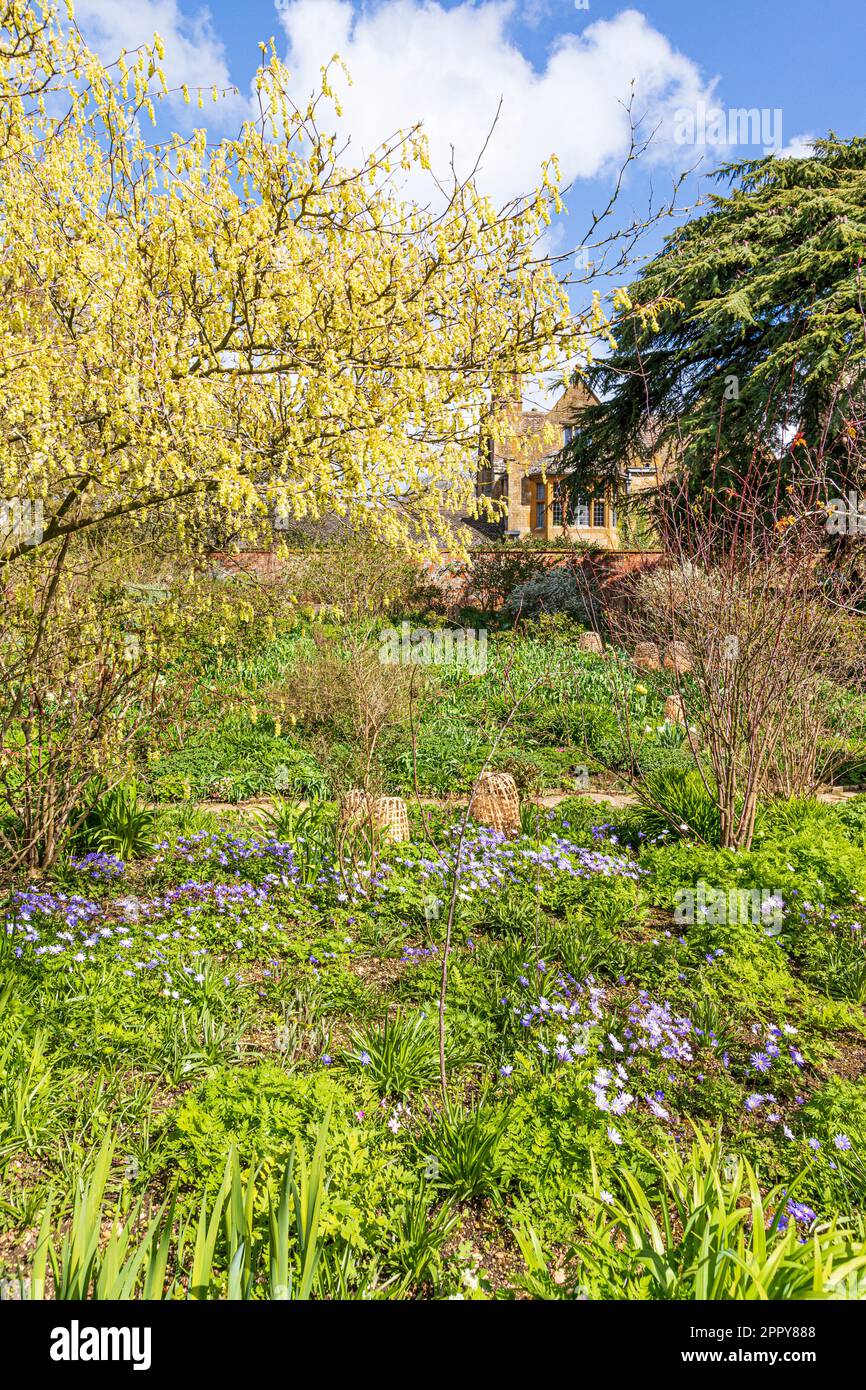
[73, 1, 863, 355]
[165, 0, 864, 146]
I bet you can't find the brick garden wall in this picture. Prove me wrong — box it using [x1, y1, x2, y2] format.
[429, 548, 664, 611]
[205, 546, 664, 613]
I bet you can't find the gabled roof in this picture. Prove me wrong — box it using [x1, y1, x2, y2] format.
[490, 378, 598, 464]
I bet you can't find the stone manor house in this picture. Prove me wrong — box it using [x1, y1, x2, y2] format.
[474, 378, 657, 547]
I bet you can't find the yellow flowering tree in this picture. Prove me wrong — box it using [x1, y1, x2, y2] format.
[0, 0, 608, 866]
[0, 0, 596, 564]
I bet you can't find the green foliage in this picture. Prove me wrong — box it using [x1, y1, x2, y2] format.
[755, 798, 837, 842]
[819, 736, 866, 787]
[77, 782, 156, 860]
[7, 612, 866, 1301]
[521, 1130, 866, 1300]
[164, 1065, 413, 1253]
[784, 901, 866, 1005]
[573, 702, 626, 768]
[796, 1079, 866, 1209]
[634, 742, 695, 778]
[345, 1011, 470, 1098]
[497, 1068, 615, 1238]
[637, 769, 724, 845]
[563, 137, 866, 499]
[379, 1187, 460, 1293]
[833, 795, 866, 842]
[148, 715, 329, 805]
[750, 824, 866, 904]
[254, 799, 337, 886]
[24, 1120, 331, 1300]
[414, 1102, 509, 1202]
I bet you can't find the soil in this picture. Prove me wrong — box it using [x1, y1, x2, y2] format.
[188, 784, 864, 819]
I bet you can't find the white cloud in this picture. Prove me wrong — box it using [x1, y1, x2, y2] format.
[777, 132, 816, 160]
[274, 1, 718, 203]
[73, 0, 246, 120]
[513, 0, 554, 29]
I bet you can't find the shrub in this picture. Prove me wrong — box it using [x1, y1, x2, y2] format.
[0, 555, 175, 869]
[460, 546, 548, 611]
[634, 743, 696, 778]
[503, 566, 597, 625]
